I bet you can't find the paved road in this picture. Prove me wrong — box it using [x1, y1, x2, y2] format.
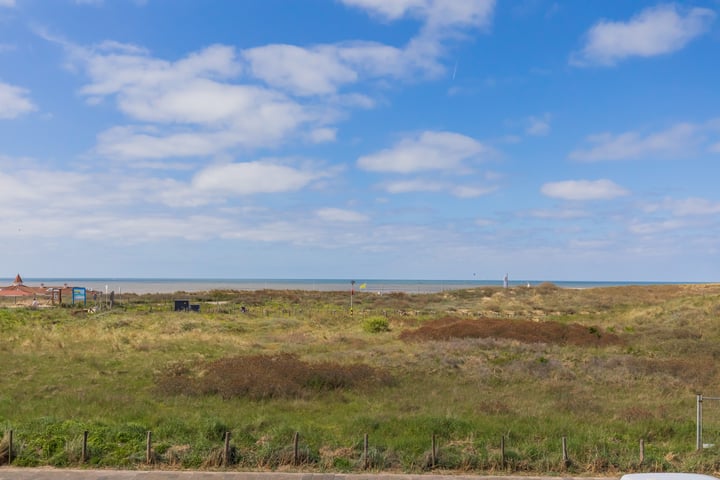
[0, 470, 612, 480]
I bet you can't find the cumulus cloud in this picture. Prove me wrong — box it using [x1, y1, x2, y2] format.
[52, 41, 325, 161]
[541, 179, 629, 201]
[336, 0, 496, 84]
[383, 179, 445, 193]
[380, 178, 494, 198]
[357, 131, 488, 173]
[316, 207, 369, 223]
[191, 161, 325, 196]
[0, 82, 36, 119]
[451, 185, 496, 198]
[243, 40, 448, 97]
[340, 0, 495, 31]
[572, 4, 716, 66]
[569, 123, 701, 161]
[243, 44, 358, 96]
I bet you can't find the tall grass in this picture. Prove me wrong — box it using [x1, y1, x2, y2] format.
[1, 284, 720, 472]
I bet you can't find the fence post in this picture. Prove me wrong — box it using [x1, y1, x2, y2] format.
[81, 430, 89, 463]
[7, 430, 12, 465]
[363, 433, 369, 470]
[146, 431, 152, 464]
[500, 435, 505, 469]
[223, 431, 231, 466]
[561, 435, 569, 467]
[639, 438, 645, 464]
[293, 432, 299, 465]
[431, 434, 436, 468]
[697, 393, 703, 451]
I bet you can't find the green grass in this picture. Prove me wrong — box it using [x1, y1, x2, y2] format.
[2, 284, 720, 472]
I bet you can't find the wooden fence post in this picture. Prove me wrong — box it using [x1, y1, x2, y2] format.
[81, 431, 89, 463]
[7, 430, 12, 465]
[223, 431, 231, 466]
[500, 435, 505, 469]
[639, 438, 645, 464]
[293, 432, 299, 465]
[363, 433, 369, 469]
[561, 436, 569, 468]
[431, 434, 437, 468]
[146, 431, 152, 464]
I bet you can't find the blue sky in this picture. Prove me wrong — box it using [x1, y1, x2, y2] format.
[0, 0, 719, 282]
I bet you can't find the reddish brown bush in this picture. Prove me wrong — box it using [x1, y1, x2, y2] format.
[157, 353, 393, 400]
[399, 316, 621, 347]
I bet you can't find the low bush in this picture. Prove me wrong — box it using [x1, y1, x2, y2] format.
[362, 316, 390, 333]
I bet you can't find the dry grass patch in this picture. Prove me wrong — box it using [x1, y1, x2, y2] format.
[157, 353, 394, 400]
[399, 316, 622, 347]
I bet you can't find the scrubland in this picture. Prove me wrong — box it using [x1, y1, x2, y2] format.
[2, 283, 720, 474]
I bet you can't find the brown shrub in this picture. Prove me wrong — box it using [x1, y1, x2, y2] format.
[399, 317, 622, 347]
[157, 353, 394, 400]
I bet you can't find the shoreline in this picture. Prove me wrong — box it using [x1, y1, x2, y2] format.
[1, 278, 710, 295]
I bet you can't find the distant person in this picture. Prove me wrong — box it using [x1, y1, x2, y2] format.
[503, 273, 509, 289]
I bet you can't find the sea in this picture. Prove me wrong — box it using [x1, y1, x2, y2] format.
[5, 278, 702, 295]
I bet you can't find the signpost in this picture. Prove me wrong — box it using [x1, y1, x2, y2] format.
[350, 280, 355, 316]
[72, 287, 87, 306]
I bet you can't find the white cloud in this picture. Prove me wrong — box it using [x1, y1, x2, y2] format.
[0, 82, 36, 119]
[381, 178, 494, 198]
[0, 0, 15, 7]
[357, 131, 488, 173]
[307, 127, 337, 143]
[243, 44, 357, 96]
[59, 42, 326, 161]
[243, 40, 446, 97]
[541, 179, 629, 201]
[340, 0, 495, 31]
[383, 179, 445, 193]
[191, 161, 325, 196]
[316, 207, 369, 223]
[660, 197, 720, 217]
[572, 4, 716, 66]
[526, 113, 551, 136]
[451, 185, 496, 198]
[335, 0, 495, 86]
[569, 123, 700, 161]
[528, 209, 589, 219]
[628, 219, 686, 235]
[96, 126, 237, 160]
[0, 170, 90, 204]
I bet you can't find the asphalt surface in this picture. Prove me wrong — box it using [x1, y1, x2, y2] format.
[0, 470, 612, 480]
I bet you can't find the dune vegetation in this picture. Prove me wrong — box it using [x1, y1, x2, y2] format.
[2, 283, 720, 474]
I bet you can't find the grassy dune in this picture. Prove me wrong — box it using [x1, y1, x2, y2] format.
[2, 283, 720, 473]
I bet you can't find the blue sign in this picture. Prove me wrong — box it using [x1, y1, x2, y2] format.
[72, 287, 86, 305]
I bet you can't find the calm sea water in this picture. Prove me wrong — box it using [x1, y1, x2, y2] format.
[7, 278, 698, 294]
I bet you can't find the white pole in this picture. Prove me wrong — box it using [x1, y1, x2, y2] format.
[697, 393, 703, 451]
